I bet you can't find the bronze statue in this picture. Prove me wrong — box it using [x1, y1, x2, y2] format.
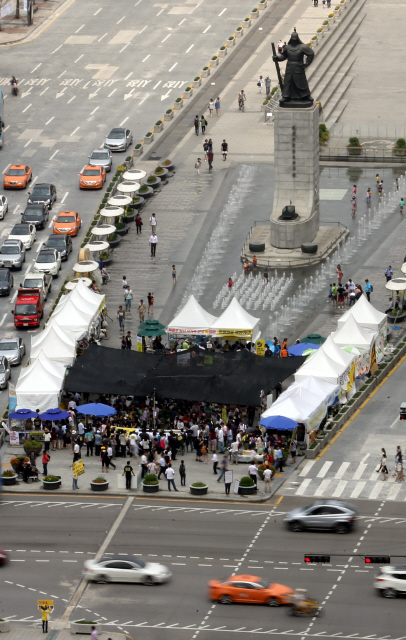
[272, 28, 314, 107]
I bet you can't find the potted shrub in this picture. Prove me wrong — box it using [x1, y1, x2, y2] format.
[211, 55, 219, 66]
[190, 481, 208, 496]
[271, 86, 279, 96]
[317, 28, 324, 37]
[1, 469, 17, 485]
[10, 456, 29, 473]
[174, 97, 183, 110]
[155, 120, 164, 133]
[159, 159, 175, 172]
[144, 131, 154, 145]
[107, 231, 121, 248]
[90, 477, 109, 492]
[193, 76, 201, 88]
[123, 206, 136, 223]
[154, 166, 168, 179]
[164, 108, 174, 121]
[130, 196, 145, 208]
[139, 184, 154, 198]
[261, 98, 269, 111]
[252, 7, 259, 19]
[145, 175, 161, 189]
[347, 136, 363, 155]
[328, 11, 335, 19]
[238, 476, 256, 495]
[23, 438, 43, 456]
[236, 26, 244, 38]
[134, 142, 143, 157]
[218, 47, 227, 59]
[43, 475, 61, 490]
[323, 19, 330, 30]
[244, 16, 251, 27]
[319, 123, 330, 146]
[115, 220, 129, 236]
[142, 473, 159, 493]
[183, 86, 193, 99]
[393, 138, 406, 155]
[99, 249, 112, 264]
[259, 0, 267, 8]
[0, 620, 10, 633]
[334, 4, 341, 14]
[70, 620, 102, 635]
[305, 441, 320, 459]
[228, 35, 235, 46]
[201, 66, 211, 77]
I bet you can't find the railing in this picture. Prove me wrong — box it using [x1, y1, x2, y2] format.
[320, 147, 406, 164]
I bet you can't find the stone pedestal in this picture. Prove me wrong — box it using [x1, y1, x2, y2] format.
[270, 103, 319, 249]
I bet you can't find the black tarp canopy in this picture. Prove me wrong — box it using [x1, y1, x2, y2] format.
[64, 345, 305, 406]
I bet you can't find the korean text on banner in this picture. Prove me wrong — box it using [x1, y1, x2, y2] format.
[256, 339, 266, 356]
[72, 459, 85, 478]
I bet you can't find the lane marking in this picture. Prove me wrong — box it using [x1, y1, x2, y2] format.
[22, 104, 32, 113]
[218, 8, 226, 16]
[24, 139, 32, 148]
[117, 16, 125, 24]
[31, 64, 41, 73]
[61, 192, 69, 204]
[75, 54, 84, 63]
[120, 42, 131, 53]
[186, 44, 194, 53]
[153, 80, 161, 90]
[91, 107, 99, 115]
[169, 63, 177, 72]
[157, 8, 164, 15]
[125, 72, 133, 80]
[142, 55, 150, 62]
[203, 25, 211, 33]
[58, 70, 66, 78]
[45, 117, 54, 125]
[75, 24, 85, 33]
[119, 117, 129, 126]
[98, 33, 108, 42]
[94, 8, 102, 15]
[2, 164, 10, 174]
[67, 96, 75, 104]
[178, 18, 186, 25]
[51, 44, 62, 54]
[40, 87, 49, 96]
[70, 127, 80, 136]
[162, 34, 170, 43]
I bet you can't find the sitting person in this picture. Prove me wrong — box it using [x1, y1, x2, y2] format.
[91, 280, 101, 293]
[101, 267, 110, 285]
[23, 462, 39, 482]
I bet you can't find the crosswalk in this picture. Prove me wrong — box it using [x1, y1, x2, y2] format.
[292, 459, 406, 501]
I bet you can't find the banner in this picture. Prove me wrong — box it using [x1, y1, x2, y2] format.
[136, 336, 143, 352]
[8, 382, 17, 412]
[215, 328, 253, 337]
[72, 459, 85, 478]
[256, 339, 266, 356]
[38, 600, 54, 611]
[10, 431, 20, 446]
[222, 407, 227, 424]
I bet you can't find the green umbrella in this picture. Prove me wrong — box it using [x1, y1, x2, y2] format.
[301, 333, 326, 345]
[137, 319, 166, 337]
[302, 348, 316, 358]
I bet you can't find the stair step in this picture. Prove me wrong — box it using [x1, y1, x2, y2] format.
[315, 58, 355, 106]
[323, 77, 353, 121]
[310, 37, 359, 93]
[326, 99, 349, 124]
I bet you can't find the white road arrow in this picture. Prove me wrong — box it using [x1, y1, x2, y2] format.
[89, 88, 100, 99]
[124, 88, 135, 101]
[56, 87, 67, 99]
[160, 90, 172, 101]
[21, 87, 32, 98]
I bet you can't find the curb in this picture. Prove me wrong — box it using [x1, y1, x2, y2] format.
[0, 0, 73, 46]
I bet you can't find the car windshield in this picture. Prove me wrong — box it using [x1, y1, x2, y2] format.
[108, 130, 125, 139]
[258, 579, 270, 588]
[132, 559, 146, 568]
[25, 279, 43, 288]
[0, 246, 19, 255]
[24, 213, 42, 220]
[32, 187, 50, 196]
[91, 152, 109, 160]
[0, 272, 9, 280]
[46, 238, 65, 247]
[83, 170, 100, 176]
[10, 226, 29, 235]
[37, 254, 55, 263]
[15, 304, 36, 315]
[0, 342, 16, 350]
[8, 169, 25, 176]
[57, 216, 75, 223]
[0, 364, 5, 373]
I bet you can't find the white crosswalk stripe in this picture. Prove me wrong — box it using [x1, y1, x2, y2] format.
[317, 461, 333, 478]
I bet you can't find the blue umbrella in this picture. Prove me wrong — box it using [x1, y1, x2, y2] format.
[287, 342, 321, 356]
[39, 408, 70, 421]
[259, 415, 298, 431]
[9, 409, 38, 420]
[77, 402, 117, 417]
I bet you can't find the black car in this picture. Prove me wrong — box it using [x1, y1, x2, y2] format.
[21, 204, 49, 230]
[43, 234, 73, 261]
[0, 268, 13, 296]
[27, 183, 57, 209]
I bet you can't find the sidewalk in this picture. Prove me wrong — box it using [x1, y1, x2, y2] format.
[3, 627, 124, 640]
[0, 0, 67, 45]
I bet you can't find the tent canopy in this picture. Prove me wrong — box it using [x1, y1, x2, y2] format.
[211, 297, 260, 339]
[64, 344, 305, 406]
[320, 335, 355, 368]
[259, 415, 298, 430]
[287, 376, 339, 407]
[31, 323, 76, 365]
[338, 295, 386, 331]
[50, 299, 93, 337]
[332, 314, 377, 350]
[167, 295, 217, 335]
[294, 348, 345, 384]
[287, 342, 320, 356]
[16, 352, 66, 412]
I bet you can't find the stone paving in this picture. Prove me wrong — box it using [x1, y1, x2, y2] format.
[0, 0, 65, 44]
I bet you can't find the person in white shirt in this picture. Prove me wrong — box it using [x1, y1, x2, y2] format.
[212, 452, 218, 474]
[150, 213, 157, 232]
[248, 462, 258, 487]
[149, 231, 158, 257]
[158, 455, 166, 479]
[68, 399, 76, 411]
[107, 445, 117, 470]
[77, 421, 85, 435]
[217, 426, 225, 452]
[72, 441, 80, 462]
[141, 453, 148, 478]
[230, 440, 239, 464]
[165, 464, 179, 491]
[263, 467, 272, 492]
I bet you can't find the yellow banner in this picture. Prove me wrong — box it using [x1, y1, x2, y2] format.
[256, 339, 266, 356]
[216, 328, 253, 337]
[72, 459, 85, 478]
[222, 407, 227, 424]
[38, 600, 54, 610]
[137, 336, 143, 352]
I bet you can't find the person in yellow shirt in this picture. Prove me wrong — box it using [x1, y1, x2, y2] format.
[40, 606, 51, 633]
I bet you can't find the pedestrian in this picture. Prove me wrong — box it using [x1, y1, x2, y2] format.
[257, 75, 264, 93]
[352, 184, 357, 197]
[263, 466, 272, 492]
[376, 173, 380, 186]
[385, 266, 393, 282]
[400, 197, 405, 214]
[337, 284, 345, 309]
[351, 195, 357, 213]
[121, 334, 127, 349]
[124, 286, 133, 313]
[126, 331, 132, 350]
[57, 425, 64, 449]
[336, 264, 343, 285]
[331, 283, 338, 306]
[203, 139, 209, 160]
[207, 148, 213, 170]
[322, 0, 326, 7]
[396, 177, 399, 191]
[395, 454, 405, 483]
[122, 460, 135, 489]
[44, 428, 51, 452]
[94, 431, 102, 457]
[221, 139, 228, 161]
[200, 115, 207, 134]
[147, 292, 154, 316]
[313, 0, 318, 6]
[365, 279, 373, 302]
[117, 305, 125, 332]
[327, 0, 331, 6]
[119, 432, 127, 458]
[50, 427, 57, 451]
[42, 450, 50, 476]
[90, 627, 98, 640]
[212, 452, 218, 474]
[165, 463, 179, 491]
[195, 157, 202, 177]
[193, 114, 199, 135]
[85, 427, 94, 456]
[228, 276, 233, 291]
[137, 299, 146, 323]
[179, 459, 186, 486]
[379, 451, 388, 481]
[225, 475, 232, 496]
[263, 266, 269, 284]
[172, 264, 177, 284]
[275, 447, 284, 472]
[40, 605, 51, 634]
[149, 230, 158, 257]
[215, 96, 221, 116]
[265, 75, 271, 96]
[277, 39, 283, 54]
[290, 437, 297, 464]
[208, 98, 215, 117]
[107, 443, 117, 470]
[150, 212, 157, 232]
[135, 213, 143, 234]
[248, 461, 258, 486]
[217, 454, 228, 482]
[72, 438, 80, 462]
[366, 188, 371, 204]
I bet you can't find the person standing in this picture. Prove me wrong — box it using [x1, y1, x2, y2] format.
[179, 459, 186, 486]
[172, 265, 177, 284]
[72, 439, 80, 463]
[225, 475, 232, 496]
[42, 450, 50, 476]
[275, 447, 284, 472]
[122, 460, 135, 489]
[203, 139, 209, 160]
[57, 425, 64, 449]
[40, 605, 51, 634]
[107, 444, 117, 470]
[217, 455, 228, 482]
[258, 75, 264, 93]
[141, 452, 148, 478]
[193, 115, 199, 135]
[215, 97, 221, 116]
[72, 463, 79, 490]
[126, 332, 132, 350]
[44, 428, 51, 452]
[212, 452, 218, 474]
[124, 286, 133, 313]
[365, 279, 373, 302]
[90, 627, 98, 640]
[263, 466, 272, 493]
[94, 430, 102, 457]
[147, 292, 154, 316]
[385, 266, 393, 282]
[208, 98, 215, 117]
[85, 427, 94, 457]
[265, 75, 271, 97]
[165, 463, 179, 491]
[135, 213, 143, 234]
[195, 157, 202, 177]
[150, 212, 157, 232]
[149, 231, 158, 257]
[207, 148, 213, 170]
[221, 139, 228, 161]
[366, 188, 371, 204]
[117, 306, 125, 333]
[137, 299, 146, 323]
[200, 115, 207, 134]
[263, 266, 269, 284]
[248, 461, 258, 486]
[277, 40, 283, 54]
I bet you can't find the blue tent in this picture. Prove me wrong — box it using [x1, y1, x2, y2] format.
[39, 408, 70, 421]
[259, 415, 298, 431]
[77, 402, 116, 417]
[9, 409, 37, 420]
[287, 342, 320, 356]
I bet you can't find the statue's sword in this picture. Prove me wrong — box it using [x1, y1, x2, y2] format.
[271, 42, 284, 93]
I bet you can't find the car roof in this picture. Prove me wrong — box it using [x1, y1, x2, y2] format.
[108, 128, 125, 134]
[57, 211, 77, 216]
[3, 239, 21, 245]
[380, 565, 406, 572]
[47, 235, 68, 242]
[32, 183, 53, 188]
[100, 555, 139, 562]
[0, 268, 11, 272]
[38, 248, 56, 256]
[91, 149, 109, 154]
[24, 204, 45, 210]
[0, 337, 17, 343]
[9, 164, 26, 169]
[83, 165, 101, 170]
[11, 224, 30, 230]
[226, 575, 262, 582]
[313, 500, 356, 510]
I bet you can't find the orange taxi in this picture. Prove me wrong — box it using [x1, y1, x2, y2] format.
[4, 165, 32, 189]
[79, 165, 106, 190]
[208, 575, 294, 606]
[53, 211, 82, 236]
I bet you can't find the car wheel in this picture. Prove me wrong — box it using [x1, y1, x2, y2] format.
[289, 521, 303, 533]
[335, 523, 349, 534]
[382, 588, 397, 599]
[95, 575, 108, 584]
[143, 576, 155, 586]
[220, 596, 232, 605]
[268, 597, 280, 607]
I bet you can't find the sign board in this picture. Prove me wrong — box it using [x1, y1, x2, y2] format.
[37, 600, 54, 611]
[72, 459, 85, 478]
[30, 430, 45, 441]
[136, 336, 143, 352]
[234, 480, 240, 494]
[8, 382, 17, 412]
[225, 470, 233, 484]
[256, 339, 266, 356]
[9, 431, 20, 446]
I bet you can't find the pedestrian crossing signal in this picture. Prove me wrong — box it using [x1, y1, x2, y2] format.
[365, 556, 391, 564]
[304, 555, 330, 564]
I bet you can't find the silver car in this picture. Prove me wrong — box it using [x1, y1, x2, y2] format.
[89, 149, 113, 172]
[104, 128, 133, 152]
[0, 337, 25, 366]
[0, 240, 26, 270]
[0, 356, 11, 389]
[0, 195, 8, 220]
[284, 500, 357, 534]
[83, 555, 172, 585]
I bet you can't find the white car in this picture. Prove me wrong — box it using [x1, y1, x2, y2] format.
[0, 195, 8, 220]
[83, 555, 172, 585]
[375, 565, 406, 598]
[33, 248, 61, 278]
[8, 223, 36, 250]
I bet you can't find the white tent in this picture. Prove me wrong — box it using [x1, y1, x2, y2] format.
[167, 295, 217, 335]
[287, 376, 339, 407]
[55, 290, 97, 318]
[321, 335, 356, 368]
[16, 351, 66, 411]
[210, 297, 260, 340]
[294, 348, 347, 385]
[31, 323, 76, 366]
[337, 296, 387, 362]
[333, 314, 377, 350]
[260, 394, 323, 431]
[69, 279, 105, 316]
[50, 299, 93, 338]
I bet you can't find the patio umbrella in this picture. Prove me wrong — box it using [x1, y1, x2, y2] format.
[259, 415, 298, 431]
[137, 319, 166, 337]
[287, 342, 320, 356]
[301, 333, 326, 345]
[39, 408, 71, 421]
[9, 409, 38, 420]
[76, 402, 117, 417]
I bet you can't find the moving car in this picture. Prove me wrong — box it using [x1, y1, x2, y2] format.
[208, 575, 294, 606]
[375, 565, 406, 598]
[83, 556, 172, 585]
[0, 355, 11, 389]
[21, 204, 49, 230]
[3, 165, 32, 189]
[0, 240, 25, 270]
[0, 548, 8, 566]
[0, 336, 25, 365]
[53, 211, 81, 236]
[284, 499, 357, 534]
[27, 183, 57, 209]
[0, 268, 13, 296]
[21, 272, 52, 300]
[89, 149, 112, 172]
[12, 288, 44, 328]
[33, 248, 61, 277]
[8, 223, 36, 249]
[104, 128, 133, 152]
[43, 234, 72, 261]
[79, 166, 106, 189]
[0, 195, 8, 219]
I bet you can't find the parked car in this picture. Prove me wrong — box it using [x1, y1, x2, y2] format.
[20, 272, 52, 300]
[43, 234, 72, 261]
[33, 248, 61, 277]
[284, 500, 357, 534]
[27, 183, 57, 209]
[12, 288, 44, 328]
[0, 336, 25, 365]
[0, 355, 11, 389]
[3, 164, 32, 189]
[8, 223, 36, 249]
[53, 211, 81, 236]
[104, 128, 133, 152]
[0, 239, 25, 270]
[89, 149, 112, 172]
[0, 195, 8, 219]
[375, 565, 406, 598]
[0, 268, 13, 296]
[79, 166, 106, 190]
[21, 204, 49, 230]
